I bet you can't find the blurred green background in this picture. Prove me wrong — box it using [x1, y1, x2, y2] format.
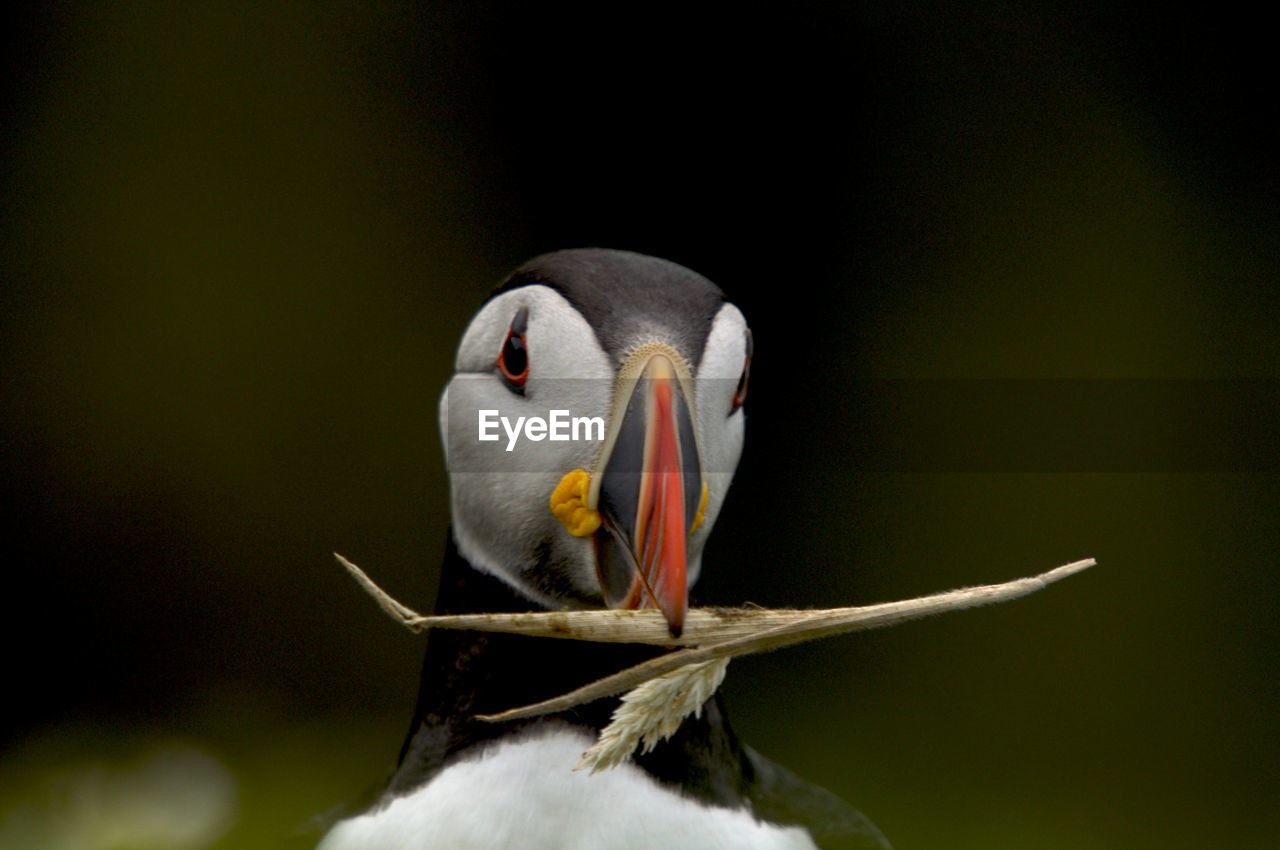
[2, 2, 1276, 848]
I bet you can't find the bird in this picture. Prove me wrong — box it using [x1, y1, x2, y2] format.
[317, 248, 890, 849]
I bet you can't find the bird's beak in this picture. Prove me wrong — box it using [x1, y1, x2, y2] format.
[589, 346, 702, 636]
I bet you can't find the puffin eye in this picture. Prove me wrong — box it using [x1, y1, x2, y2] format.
[731, 328, 752, 411]
[497, 306, 530, 392]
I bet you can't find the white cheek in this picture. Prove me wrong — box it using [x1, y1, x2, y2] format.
[455, 298, 513, 373]
[441, 287, 750, 606]
[442, 371, 612, 605]
[688, 304, 749, 570]
[440, 287, 615, 605]
[454, 287, 616, 381]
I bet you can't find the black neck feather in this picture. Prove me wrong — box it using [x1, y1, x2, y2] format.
[383, 531, 754, 806]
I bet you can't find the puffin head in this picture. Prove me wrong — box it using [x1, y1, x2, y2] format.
[439, 249, 752, 635]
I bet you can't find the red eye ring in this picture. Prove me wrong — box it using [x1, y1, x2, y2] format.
[497, 307, 530, 391]
[731, 328, 752, 410]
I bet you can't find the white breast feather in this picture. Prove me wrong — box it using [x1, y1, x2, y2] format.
[316, 725, 818, 850]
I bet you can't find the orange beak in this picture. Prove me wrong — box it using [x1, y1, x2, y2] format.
[592, 352, 701, 636]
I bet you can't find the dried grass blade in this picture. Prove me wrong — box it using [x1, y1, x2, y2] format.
[336, 554, 1094, 651]
[476, 558, 1095, 722]
[575, 658, 730, 774]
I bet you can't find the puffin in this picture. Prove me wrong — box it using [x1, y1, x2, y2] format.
[317, 249, 889, 850]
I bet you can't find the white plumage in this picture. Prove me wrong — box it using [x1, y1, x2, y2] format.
[317, 724, 818, 850]
[317, 250, 887, 850]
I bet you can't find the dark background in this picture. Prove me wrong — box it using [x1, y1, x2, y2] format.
[2, 2, 1276, 848]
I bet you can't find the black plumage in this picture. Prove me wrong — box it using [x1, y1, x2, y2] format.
[383, 535, 889, 849]
[323, 249, 889, 849]
[496, 248, 726, 367]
